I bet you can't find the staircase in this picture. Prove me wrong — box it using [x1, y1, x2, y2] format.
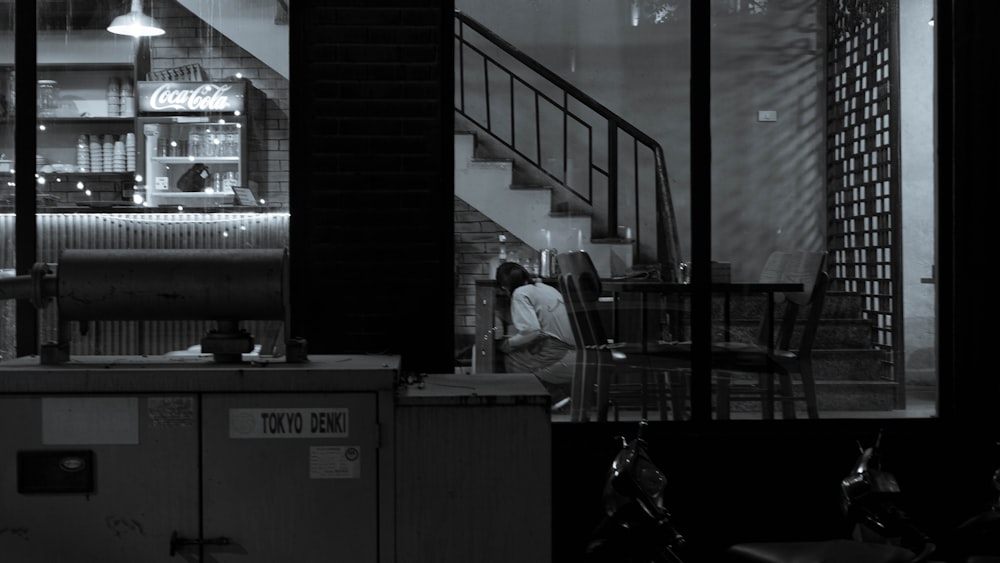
[455, 130, 634, 278]
[452, 11, 899, 412]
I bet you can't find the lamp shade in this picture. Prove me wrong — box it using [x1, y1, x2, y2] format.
[107, 0, 165, 37]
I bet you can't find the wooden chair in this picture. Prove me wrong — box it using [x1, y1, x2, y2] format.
[556, 251, 688, 422]
[714, 264, 829, 419]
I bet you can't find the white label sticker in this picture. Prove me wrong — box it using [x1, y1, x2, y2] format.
[229, 408, 349, 439]
[310, 446, 361, 479]
[148, 397, 196, 428]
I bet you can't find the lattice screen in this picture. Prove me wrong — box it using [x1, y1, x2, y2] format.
[826, 0, 902, 364]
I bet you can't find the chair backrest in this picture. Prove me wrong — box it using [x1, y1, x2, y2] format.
[774, 269, 830, 352]
[557, 273, 585, 349]
[556, 251, 602, 294]
[556, 251, 609, 347]
[758, 250, 827, 305]
[792, 270, 830, 355]
[756, 250, 827, 348]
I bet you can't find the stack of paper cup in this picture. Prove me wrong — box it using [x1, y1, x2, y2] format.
[125, 133, 136, 171]
[113, 139, 126, 172]
[103, 134, 114, 172]
[90, 135, 103, 173]
[107, 78, 121, 117]
[121, 80, 134, 118]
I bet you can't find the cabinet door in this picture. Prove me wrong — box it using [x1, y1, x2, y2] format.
[200, 393, 379, 562]
[0, 395, 200, 562]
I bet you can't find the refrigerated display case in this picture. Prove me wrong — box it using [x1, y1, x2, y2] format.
[136, 80, 265, 209]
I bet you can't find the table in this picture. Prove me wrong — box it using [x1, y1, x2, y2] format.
[601, 281, 805, 421]
[601, 281, 805, 353]
[475, 279, 804, 373]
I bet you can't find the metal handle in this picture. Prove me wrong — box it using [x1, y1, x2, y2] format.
[170, 531, 231, 556]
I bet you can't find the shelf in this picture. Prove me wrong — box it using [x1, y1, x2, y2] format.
[152, 157, 240, 163]
[38, 171, 133, 178]
[37, 116, 135, 123]
[2, 116, 135, 125]
[0, 30, 138, 66]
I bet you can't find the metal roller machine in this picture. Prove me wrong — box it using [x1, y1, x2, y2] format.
[0, 248, 304, 364]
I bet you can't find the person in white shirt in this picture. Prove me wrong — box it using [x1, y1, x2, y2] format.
[495, 262, 577, 409]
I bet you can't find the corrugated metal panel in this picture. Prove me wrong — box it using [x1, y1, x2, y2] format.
[3, 213, 289, 356]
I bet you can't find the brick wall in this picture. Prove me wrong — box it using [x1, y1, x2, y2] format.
[149, 0, 290, 206]
[291, 2, 454, 374]
[454, 196, 531, 349]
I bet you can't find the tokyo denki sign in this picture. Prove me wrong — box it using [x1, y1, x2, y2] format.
[137, 81, 247, 113]
[228, 408, 349, 439]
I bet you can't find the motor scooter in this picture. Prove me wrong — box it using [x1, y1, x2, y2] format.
[728, 430, 936, 563]
[583, 419, 689, 562]
[925, 442, 1000, 563]
[584, 422, 934, 563]
[732, 432, 1000, 563]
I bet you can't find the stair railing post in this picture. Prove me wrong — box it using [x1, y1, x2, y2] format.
[607, 122, 618, 233]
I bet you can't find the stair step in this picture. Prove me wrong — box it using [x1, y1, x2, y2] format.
[816, 380, 899, 411]
[469, 158, 514, 167]
[812, 349, 890, 380]
[712, 292, 868, 320]
[724, 380, 899, 413]
[715, 319, 874, 350]
[824, 291, 867, 318]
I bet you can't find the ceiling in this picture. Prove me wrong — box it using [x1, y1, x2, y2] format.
[0, 0, 288, 79]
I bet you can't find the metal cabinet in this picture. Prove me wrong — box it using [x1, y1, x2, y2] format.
[396, 373, 551, 563]
[0, 395, 200, 562]
[201, 392, 379, 562]
[0, 355, 397, 563]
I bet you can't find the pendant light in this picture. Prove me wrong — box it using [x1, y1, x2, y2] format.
[107, 0, 166, 37]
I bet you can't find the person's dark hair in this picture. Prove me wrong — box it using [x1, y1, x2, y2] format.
[496, 262, 533, 294]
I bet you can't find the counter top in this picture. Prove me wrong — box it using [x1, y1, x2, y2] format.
[397, 372, 549, 406]
[0, 354, 400, 393]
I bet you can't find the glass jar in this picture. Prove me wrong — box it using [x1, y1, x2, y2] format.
[37, 79, 59, 116]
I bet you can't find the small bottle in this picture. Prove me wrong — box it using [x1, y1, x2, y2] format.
[188, 130, 202, 158]
[525, 254, 539, 276]
[222, 170, 237, 192]
[212, 172, 222, 193]
[226, 132, 239, 157]
[203, 127, 216, 157]
[488, 234, 508, 278]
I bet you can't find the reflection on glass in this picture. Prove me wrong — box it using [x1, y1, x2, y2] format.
[0, 2, 12, 361]
[455, 0, 935, 422]
[0, 0, 290, 359]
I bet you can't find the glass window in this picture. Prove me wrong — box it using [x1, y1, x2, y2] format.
[1, 0, 289, 359]
[455, 0, 937, 422]
[0, 1, 13, 360]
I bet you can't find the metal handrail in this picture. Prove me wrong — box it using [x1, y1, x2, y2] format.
[454, 10, 681, 278]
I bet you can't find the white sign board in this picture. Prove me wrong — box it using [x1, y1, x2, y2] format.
[228, 408, 349, 439]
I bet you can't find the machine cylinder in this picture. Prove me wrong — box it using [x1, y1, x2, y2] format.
[56, 249, 288, 321]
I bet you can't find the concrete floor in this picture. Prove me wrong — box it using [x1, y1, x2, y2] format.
[550, 384, 938, 422]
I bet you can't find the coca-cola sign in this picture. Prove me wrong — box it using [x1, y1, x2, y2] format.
[138, 81, 246, 113]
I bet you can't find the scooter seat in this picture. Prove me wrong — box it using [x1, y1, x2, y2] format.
[727, 539, 918, 563]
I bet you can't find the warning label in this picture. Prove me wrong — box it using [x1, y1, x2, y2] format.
[229, 408, 349, 438]
[310, 446, 361, 479]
